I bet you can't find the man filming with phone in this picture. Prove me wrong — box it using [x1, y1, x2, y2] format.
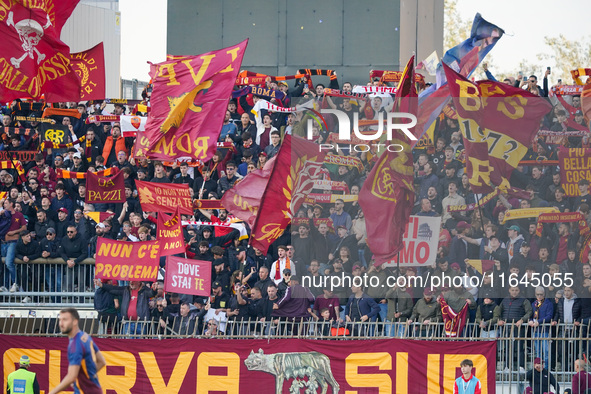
[516, 68, 550, 97]
[232, 245, 258, 288]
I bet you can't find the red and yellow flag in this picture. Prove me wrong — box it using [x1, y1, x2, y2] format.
[143, 40, 248, 162]
[248, 135, 325, 254]
[358, 56, 417, 264]
[0, 1, 81, 102]
[443, 63, 552, 194]
[70, 42, 106, 100]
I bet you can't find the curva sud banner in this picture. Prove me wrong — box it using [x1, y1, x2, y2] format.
[384, 215, 441, 267]
[0, 336, 496, 393]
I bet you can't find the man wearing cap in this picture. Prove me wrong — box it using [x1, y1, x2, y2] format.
[212, 258, 231, 293]
[40, 227, 61, 299]
[15, 230, 40, 265]
[573, 179, 591, 212]
[7, 355, 40, 394]
[525, 357, 559, 394]
[69, 152, 87, 172]
[506, 225, 524, 263]
[408, 288, 441, 336]
[475, 290, 499, 338]
[54, 207, 72, 239]
[210, 280, 231, 310]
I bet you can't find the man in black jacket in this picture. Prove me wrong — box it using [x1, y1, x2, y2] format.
[15, 231, 41, 292]
[41, 228, 61, 299]
[552, 286, 581, 371]
[59, 225, 88, 292]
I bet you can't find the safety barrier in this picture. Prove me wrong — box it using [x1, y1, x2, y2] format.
[0, 258, 96, 305]
[0, 316, 587, 390]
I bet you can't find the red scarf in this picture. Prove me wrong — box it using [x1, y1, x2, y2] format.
[275, 257, 291, 280]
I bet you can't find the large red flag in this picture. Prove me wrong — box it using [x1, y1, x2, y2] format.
[143, 40, 248, 162]
[358, 57, 416, 265]
[221, 159, 275, 228]
[0, 1, 81, 102]
[249, 135, 325, 254]
[70, 42, 105, 100]
[443, 63, 552, 193]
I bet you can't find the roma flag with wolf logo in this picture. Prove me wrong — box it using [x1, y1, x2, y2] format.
[249, 135, 325, 254]
[359, 57, 417, 265]
[142, 40, 248, 162]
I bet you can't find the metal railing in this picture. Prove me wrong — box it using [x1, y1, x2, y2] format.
[1, 258, 96, 305]
[1, 316, 587, 388]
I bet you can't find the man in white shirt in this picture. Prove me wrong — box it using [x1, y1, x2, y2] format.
[270, 246, 295, 285]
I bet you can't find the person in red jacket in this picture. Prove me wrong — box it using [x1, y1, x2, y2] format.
[571, 358, 591, 394]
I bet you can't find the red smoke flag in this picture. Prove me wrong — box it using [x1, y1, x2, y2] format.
[143, 40, 248, 162]
[157, 208, 185, 256]
[359, 57, 416, 264]
[70, 42, 106, 100]
[443, 63, 552, 194]
[249, 135, 325, 254]
[0, 1, 81, 102]
[85, 170, 125, 203]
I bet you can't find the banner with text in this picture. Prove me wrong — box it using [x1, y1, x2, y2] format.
[559, 147, 591, 196]
[94, 239, 160, 281]
[164, 256, 211, 296]
[136, 180, 194, 214]
[85, 170, 125, 203]
[156, 208, 185, 256]
[0, 336, 496, 394]
[385, 215, 441, 267]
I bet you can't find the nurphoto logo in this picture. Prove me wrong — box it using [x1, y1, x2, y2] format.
[306, 109, 418, 153]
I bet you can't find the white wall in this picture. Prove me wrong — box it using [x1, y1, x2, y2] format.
[61, 2, 121, 98]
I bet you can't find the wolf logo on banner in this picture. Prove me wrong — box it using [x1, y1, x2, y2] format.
[245, 349, 340, 394]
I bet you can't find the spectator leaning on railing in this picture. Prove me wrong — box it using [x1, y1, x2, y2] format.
[94, 279, 158, 336]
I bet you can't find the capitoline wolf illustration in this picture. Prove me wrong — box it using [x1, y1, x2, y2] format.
[244, 348, 340, 394]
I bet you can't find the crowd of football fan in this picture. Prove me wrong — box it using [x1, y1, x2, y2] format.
[1, 69, 591, 357]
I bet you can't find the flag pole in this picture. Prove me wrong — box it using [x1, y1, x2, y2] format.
[475, 191, 486, 237]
